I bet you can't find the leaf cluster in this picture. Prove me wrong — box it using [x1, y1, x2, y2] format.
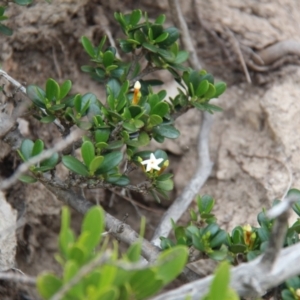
[37, 206, 188, 300]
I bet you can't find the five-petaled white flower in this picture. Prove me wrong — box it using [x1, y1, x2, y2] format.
[141, 153, 163, 172]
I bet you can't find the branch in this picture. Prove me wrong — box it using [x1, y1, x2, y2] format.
[0, 272, 36, 286]
[151, 0, 214, 247]
[43, 182, 160, 262]
[168, 0, 202, 69]
[152, 112, 213, 246]
[0, 130, 81, 191]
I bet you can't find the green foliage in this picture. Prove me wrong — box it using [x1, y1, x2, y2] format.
[203, 261, 239, 300]
[161, 189, 300, 264]
[37, 206, 188, 300]
[19, 9, 227, 199]
[17, 138, 59, 183]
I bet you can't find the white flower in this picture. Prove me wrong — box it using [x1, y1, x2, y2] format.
[141, 153, 163, 172]
[134, 81, 141, 90]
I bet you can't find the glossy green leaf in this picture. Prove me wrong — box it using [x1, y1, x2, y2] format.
[148, 114, 163, 127]
[214, 81, 227, 97]
[95, 151, 123, 174]
[60, 80, 72, 99]
[130, 269, 163, 300]
[46, 78, 60, 101]
[155, 32, 169, 43]
[174, 51, 189, 64]
[156, 179, 173, 191]
[229, 244, 247, 254]
[126, 242, 142, 262]
[81, 36, 95, 58]
[156, 245, 188, 284]
[204, 83, 216, 99]
[123, 122, 137, 132]
[103, 51, 115, 68]
[209, 261, 231, 300]
[62, 156, 89, 176]
[81, 206, 105, 251]
[39, 115, 56, 124]
[89, 156, 104, 174]
[32, 139, 44, 157]
[153, 125, 180, 139]
[159, 27, 179, 47]
[142, 42, 158, 53]
[198, 195, 215, 214]
[196, 80, 209, 97]
[210, 230, 228, 248]
[41, 153, 59, 169]
[37, 274, 62, 299]
[20, 139, 34, 161]
[155, 14, 166, 25]
[129, 9, 142, 26]
[107, 78, 121, 99]
[81, 141, 95, 168]
[27, 85, 46, 108]
[151, 102, 169, 117]
[18, 174, 37, 183]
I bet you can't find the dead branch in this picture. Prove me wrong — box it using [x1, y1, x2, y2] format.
[152, 0, 214, 247]
[0, 272, 36, 285]
[152, 112, 213, 246]
[44, 182, 160, 262]
[168, 0, 202, 69]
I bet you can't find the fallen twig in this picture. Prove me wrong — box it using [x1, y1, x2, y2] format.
[152, 0, 214, 247]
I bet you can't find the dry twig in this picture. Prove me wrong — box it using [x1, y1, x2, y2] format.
[152, 0, 214, 247]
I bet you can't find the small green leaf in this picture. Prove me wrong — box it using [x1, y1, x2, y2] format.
[19, 174, 37, 183]
[46, 78, 60, 101]
[20, 139, 34, 161]
[155, 14, 166, 25]
[126, 242, 142, 262]
[60, 80, 72, 99]
[89, 156, 104, 174]
[156, 178, 173, 191]
[32, 139, 44, 157]
[155, 245, 188, 284]
[173, 51, 189, 64]
[142, 42, 158, 53]
[155, 32, 169, 43]
[81, 206, 105, 251]
[95, 151, 123, 174]
[40, 115, 56, 123]
[153, 125, 180, 139]
[26, 85, 46, 108]
[122, 122, 137, 132]
[198, 195, 215, 214]
[81, 141, 95, 168]
[41, 153, 59, 170]
[214, 81, 227, 97]
[209, 261, 231, 299]
[129, 9, 142, 26]
[151, 102, 169, 117]
[159, 27, 179, 47]
[37, 274, 62, 299]
[204, 83, 216, 99]
[148, 114, 163, 127]
[81, 36, 95, 58]
[103, 51, 115, 68]
[62, 156, 89, 176]
[196, 80, 209, 97]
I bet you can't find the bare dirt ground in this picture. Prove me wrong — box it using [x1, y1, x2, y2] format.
[1, 0, 300, 298]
